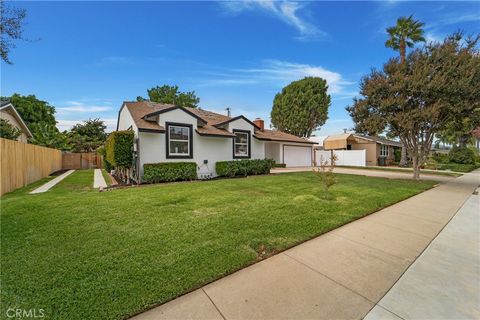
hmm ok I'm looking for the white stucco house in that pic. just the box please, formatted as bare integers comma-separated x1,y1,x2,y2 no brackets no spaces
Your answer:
116,101,315,181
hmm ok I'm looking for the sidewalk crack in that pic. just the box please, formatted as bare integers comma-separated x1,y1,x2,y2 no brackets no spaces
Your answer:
202,288,227,320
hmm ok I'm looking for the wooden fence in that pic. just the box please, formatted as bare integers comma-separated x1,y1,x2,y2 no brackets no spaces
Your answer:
62,152,103,170
0,138,62,196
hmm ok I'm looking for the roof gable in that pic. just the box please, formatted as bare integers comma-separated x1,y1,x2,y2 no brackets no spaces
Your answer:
213,115,260,130
0,103,33,137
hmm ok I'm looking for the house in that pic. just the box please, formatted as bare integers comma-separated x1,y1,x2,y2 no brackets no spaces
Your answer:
323,133,402,166
116,101,315,181
0,101,33,143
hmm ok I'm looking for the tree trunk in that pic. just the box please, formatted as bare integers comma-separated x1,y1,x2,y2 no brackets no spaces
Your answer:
399,144,408,167
411,155,420,180
458,134,470,148
400,41,406,65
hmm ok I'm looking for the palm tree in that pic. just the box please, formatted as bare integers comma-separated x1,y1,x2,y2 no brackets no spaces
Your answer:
385,15,425,167
385,15,426,64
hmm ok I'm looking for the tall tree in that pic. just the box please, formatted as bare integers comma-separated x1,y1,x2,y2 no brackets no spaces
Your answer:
29,123,70,150
385,15,426,64
1,94,56,127
347,34,479,180
137,85,200,108
271,77,330,137
0,0,27,64
68,118,107,152
385,15,426,166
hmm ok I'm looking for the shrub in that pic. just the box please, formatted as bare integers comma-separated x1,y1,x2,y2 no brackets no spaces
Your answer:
216,159,274,177
105,131,135,167
0,119,21,140
437,163,479,173
143,162,197,183
431,152,449,163
448,146,475,164
105,131,135,182
273,163,286,168
97,146,113,172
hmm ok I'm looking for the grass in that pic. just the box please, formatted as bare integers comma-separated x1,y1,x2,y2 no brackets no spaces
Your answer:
1,170,436,320
337,165,462,177
101,169,112,186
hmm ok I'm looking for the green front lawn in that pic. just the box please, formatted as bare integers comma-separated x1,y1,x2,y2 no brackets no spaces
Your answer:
1,170,435,319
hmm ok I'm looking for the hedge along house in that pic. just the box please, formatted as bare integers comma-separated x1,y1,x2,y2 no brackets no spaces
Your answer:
323,133,402,166
116,101,316,181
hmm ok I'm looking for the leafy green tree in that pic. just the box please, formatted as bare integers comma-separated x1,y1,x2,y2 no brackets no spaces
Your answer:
137,85,200,108
0,0,28,64
347,34,479,180
436,104,480,147
0,118,21,140
385,15,426,166
271,77,330,137
29,123,70,150
68,118,107,152
1,94,56,127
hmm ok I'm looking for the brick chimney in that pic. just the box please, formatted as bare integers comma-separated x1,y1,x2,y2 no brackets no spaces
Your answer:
253,118,264,131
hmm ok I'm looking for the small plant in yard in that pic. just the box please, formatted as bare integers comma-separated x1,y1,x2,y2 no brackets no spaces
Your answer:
313,154,337,199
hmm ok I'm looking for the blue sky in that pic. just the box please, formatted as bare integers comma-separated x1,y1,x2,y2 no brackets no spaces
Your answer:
1,1,479,135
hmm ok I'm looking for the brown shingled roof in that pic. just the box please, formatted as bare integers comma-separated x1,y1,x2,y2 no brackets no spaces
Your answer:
120,101,314,144
123,101,171,132
254,129,316,144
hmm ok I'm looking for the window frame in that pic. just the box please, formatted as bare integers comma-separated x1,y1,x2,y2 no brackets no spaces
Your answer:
380,144,389,157
232,129,251,159
165,122,193,159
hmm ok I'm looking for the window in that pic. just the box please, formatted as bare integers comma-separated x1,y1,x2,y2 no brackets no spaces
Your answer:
380,144,389,157
166,123,192,158
233,130,250,158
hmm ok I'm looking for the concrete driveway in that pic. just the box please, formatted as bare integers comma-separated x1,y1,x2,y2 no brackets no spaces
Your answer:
271,166,455,183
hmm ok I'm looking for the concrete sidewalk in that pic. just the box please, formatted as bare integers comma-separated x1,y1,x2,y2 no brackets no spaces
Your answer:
30,170,75,194
272,166,454,183
132,171,479,320
365,188,480,320
93,169,107,188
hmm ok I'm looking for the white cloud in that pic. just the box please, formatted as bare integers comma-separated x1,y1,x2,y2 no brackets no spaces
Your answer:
56,118,117,132
234,59,354,94
425,32,443,44
424,13,479,44
57,101,113,114
434,13,480,27
219,1,325,41
196,59,354,96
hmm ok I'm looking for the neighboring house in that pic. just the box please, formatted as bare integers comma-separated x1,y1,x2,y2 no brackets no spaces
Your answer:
323,133,402,166
308,135,327,149
0,101,33,143
116,101,315,181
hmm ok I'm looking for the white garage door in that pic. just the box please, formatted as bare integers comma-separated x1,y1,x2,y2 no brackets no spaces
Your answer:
283,145,312,167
